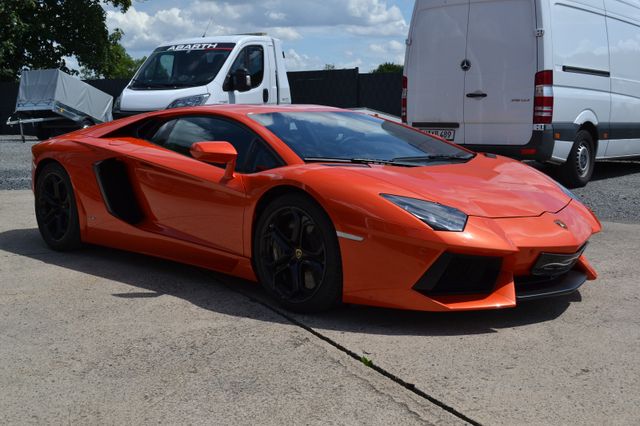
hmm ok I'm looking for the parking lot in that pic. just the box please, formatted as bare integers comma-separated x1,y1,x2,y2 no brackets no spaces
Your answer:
1,136,639,424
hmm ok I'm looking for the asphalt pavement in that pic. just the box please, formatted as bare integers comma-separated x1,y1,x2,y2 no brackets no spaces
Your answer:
1,136,640,424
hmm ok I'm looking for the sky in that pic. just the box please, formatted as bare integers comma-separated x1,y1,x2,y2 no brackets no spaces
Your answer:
103,0,415,72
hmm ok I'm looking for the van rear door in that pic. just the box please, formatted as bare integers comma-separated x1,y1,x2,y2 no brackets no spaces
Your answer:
406,0,469,144
463,0,537,146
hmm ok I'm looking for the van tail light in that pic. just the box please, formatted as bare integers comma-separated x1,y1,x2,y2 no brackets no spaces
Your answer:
401,76,408,123
534,70,553,124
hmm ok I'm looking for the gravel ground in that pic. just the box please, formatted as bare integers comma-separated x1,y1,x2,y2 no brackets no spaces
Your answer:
0,136,37,191
2,135,639,223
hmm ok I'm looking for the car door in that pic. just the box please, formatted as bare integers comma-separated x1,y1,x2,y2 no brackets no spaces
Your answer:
224,44,272,104
405,0,469,144
463,0,537,146
128,115,268,256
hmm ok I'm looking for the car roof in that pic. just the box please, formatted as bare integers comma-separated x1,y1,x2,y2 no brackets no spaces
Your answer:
187,104,347,116
82,105,352,138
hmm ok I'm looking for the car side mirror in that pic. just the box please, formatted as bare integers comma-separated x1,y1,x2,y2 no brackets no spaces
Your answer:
190,141,237,180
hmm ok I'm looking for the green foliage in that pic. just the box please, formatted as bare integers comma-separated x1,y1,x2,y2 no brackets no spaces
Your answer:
323,64,336,70
372,62,403,74
81,29,145,79
0,0,132,81
360,356,374,368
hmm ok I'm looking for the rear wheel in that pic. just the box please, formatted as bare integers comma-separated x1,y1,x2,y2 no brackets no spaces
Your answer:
560,130,595,188
35,162,81,251
253,193,342,313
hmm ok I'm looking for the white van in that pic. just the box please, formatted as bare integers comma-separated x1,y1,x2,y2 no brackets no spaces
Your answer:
403,0,640,187
115,34,291,115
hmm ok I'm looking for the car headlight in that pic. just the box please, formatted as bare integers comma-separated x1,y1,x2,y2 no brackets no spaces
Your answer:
167,94,210,109
381,194,468,232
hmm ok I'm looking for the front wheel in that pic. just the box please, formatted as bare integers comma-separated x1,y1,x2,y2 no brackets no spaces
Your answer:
559,130,595,188
253,193,343,313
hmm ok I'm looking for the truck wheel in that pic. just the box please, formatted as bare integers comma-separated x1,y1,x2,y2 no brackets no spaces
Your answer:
560,130,594,188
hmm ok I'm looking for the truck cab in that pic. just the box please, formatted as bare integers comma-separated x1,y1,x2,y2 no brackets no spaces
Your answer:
115,34,291,115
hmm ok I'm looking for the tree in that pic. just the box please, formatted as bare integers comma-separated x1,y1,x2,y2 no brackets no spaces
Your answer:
81,29,145,80
0,0,132,81
372,62,403,74
323,64,336,70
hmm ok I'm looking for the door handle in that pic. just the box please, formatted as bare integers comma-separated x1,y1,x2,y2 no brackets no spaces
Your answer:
466,92,487,99
263,88,269,103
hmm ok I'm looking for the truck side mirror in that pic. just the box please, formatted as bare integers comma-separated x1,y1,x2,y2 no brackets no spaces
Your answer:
225,68,251,92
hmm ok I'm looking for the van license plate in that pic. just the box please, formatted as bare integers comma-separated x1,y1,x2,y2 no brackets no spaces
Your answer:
423,129,455,141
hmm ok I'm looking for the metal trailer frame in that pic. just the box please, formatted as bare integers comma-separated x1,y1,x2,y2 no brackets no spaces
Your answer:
6,69,113,142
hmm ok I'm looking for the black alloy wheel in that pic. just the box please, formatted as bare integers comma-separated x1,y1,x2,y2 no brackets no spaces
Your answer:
35,162,81,251
254,193,342,312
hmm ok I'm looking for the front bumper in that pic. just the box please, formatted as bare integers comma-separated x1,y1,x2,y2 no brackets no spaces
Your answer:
339,199,601,312
515,269,587,301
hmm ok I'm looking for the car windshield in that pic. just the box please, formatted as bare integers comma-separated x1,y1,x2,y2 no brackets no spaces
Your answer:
130,43,235,89
249,111,473,165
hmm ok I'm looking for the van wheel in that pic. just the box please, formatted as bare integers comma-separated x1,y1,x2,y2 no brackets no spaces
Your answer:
560,130,594,188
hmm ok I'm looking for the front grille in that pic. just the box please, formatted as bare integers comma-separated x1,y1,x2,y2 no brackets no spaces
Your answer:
531,244,587,277
413,253,502,296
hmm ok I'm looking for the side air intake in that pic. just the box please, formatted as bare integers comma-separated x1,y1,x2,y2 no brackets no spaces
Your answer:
94,158,144,225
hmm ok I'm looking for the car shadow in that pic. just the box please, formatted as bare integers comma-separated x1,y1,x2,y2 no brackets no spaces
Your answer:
0,228,580,337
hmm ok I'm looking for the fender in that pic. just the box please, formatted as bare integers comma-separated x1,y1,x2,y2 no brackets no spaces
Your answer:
573,109,599,127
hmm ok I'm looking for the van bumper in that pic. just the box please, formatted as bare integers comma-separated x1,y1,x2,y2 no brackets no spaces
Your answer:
465,127,557,163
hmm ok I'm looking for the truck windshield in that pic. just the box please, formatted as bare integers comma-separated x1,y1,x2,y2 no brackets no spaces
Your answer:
250,111,474,164
130,43,235,89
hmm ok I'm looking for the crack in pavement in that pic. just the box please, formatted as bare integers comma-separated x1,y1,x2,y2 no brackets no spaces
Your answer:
217,275,482,426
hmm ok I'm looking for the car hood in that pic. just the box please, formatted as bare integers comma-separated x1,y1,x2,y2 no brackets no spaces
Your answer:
346,155,570,218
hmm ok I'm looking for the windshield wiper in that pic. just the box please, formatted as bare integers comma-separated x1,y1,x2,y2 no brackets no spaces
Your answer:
392,153,475,162
303,157,418,167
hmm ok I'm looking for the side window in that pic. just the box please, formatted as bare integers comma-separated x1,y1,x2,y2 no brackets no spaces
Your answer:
228,45,264,88
245,142,282,173
150,116,281,173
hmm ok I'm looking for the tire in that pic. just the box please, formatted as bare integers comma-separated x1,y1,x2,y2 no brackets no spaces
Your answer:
560,130,595,188
36,123,51,141
34,162,82,251
253,193,343,313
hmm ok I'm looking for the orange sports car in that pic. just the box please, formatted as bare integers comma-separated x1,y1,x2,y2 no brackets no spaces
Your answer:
32,105,601,312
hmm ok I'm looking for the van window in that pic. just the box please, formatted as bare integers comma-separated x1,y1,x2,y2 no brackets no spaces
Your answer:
228,45,264,88
552,4,609,73
131,43,235,89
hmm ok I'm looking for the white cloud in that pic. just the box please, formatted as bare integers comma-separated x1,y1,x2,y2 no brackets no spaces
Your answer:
105,0,409,70
285,49,324,71
268,27,302,41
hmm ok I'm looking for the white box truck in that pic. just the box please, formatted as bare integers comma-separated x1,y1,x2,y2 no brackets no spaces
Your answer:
115,34,291,115
403,0,640,187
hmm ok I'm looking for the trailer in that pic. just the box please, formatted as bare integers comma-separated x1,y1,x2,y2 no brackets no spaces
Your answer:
6,69,113,142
